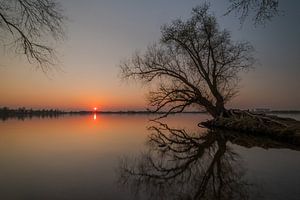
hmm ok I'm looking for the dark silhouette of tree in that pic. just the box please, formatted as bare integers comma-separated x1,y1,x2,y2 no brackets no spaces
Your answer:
0,0,66,71
118,122,253,200
120,4,254,118
226,0,280,25
118,121,300,199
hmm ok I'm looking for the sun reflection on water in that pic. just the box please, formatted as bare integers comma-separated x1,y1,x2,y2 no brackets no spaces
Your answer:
93,113,97,121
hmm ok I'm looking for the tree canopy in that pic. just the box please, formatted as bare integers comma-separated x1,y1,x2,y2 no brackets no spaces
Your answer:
120,4,254,118
0,0,66,71
118,122,250,200
226,0,280,24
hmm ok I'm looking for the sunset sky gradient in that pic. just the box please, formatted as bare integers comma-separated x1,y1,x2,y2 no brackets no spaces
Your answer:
0,0,299,111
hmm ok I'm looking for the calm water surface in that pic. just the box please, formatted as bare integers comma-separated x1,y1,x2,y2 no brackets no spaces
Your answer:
0,114,299,199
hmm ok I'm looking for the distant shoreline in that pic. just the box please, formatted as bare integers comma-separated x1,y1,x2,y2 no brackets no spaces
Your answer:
1,107,300,121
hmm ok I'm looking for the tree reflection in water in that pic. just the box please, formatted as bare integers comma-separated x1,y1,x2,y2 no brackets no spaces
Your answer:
118,121,255,200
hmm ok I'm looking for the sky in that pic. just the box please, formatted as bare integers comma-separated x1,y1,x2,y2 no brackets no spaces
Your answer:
0,0,299,111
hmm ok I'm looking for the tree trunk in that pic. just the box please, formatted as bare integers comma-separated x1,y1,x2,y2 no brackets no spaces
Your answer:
215,101,228,117
197,95,228,118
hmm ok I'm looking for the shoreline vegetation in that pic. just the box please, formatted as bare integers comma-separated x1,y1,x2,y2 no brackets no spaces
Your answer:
0,107,209,121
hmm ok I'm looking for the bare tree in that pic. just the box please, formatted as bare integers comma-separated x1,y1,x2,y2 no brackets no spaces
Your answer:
118,122,252,200
226,0,280,24
120,4,254,118
0,0,65,71
118,121,299,199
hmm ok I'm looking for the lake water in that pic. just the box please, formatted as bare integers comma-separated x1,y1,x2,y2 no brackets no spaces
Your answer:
0,114,300,199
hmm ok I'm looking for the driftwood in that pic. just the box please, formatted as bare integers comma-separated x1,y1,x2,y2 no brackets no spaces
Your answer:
199,109,300,145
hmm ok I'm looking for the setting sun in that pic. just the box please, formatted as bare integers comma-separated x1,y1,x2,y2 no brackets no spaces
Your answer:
94,107,97,111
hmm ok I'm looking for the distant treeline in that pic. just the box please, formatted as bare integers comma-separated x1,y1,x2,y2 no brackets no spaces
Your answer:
0,107,208,121
0,107,67,121
1,107,299,121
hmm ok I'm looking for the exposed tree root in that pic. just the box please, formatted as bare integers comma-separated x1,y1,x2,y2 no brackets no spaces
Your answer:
199,109,300,145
